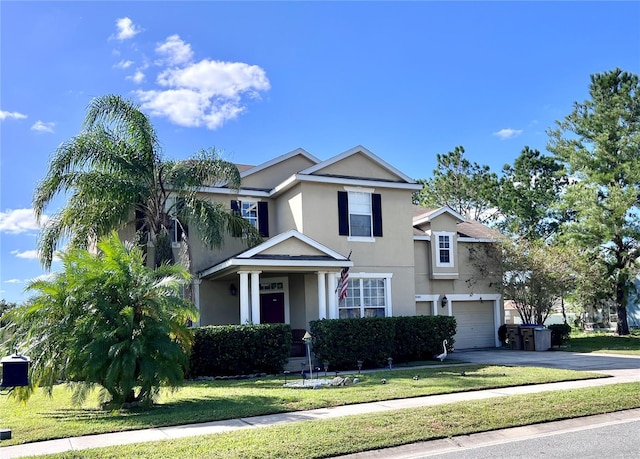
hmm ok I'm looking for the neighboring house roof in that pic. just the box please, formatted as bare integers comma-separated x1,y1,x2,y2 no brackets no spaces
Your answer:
235,164,255,173
412,205,502,241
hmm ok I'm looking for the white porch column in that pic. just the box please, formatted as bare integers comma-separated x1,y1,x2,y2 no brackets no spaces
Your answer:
192,279,201,326
250,271,262,324
317,271,327,320
238,271,250,324
327,272,338,319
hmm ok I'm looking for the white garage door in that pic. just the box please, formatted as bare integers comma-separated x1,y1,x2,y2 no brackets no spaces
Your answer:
453,301,495,349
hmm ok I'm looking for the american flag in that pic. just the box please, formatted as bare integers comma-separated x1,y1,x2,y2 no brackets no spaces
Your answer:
339,266,349,301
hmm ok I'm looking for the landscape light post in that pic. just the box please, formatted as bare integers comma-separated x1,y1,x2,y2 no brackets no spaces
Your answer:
303,331,313,380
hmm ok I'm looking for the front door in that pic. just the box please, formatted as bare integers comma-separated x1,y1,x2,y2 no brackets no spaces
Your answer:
260,292,285,323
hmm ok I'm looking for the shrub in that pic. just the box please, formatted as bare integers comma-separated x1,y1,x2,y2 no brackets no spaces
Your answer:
547,323,571,346
1,232,197,407
188,324,292,377
498,324,508,345
309,316,456,370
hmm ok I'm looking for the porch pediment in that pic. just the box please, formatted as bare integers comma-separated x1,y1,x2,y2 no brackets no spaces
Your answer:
198,230,352,279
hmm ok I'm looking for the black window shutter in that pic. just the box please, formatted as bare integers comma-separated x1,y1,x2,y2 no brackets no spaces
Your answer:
337,191,349,236
372,193,383,237
230,200,241,237
230,200,240,214
258,201,269,237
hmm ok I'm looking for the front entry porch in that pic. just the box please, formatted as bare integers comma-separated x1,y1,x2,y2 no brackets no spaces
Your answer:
196,230,353,328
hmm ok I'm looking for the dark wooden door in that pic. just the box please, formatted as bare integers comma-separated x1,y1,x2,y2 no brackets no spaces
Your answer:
260,292,285,323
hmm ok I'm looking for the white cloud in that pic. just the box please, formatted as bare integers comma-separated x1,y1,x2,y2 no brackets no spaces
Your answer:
127,70,146,84
0,208,47,234
493,128,523,140
114,59,134,69
30,273,57,283
11,249,39,260
4,279,22,284
134,36,270,130
31,121,55,133
113,17,142,41
155,35,193,66
0,110,27,121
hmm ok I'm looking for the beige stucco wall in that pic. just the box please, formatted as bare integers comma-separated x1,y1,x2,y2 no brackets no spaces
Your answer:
288,273,308,330
273,183,303,234
199,279,240,325
240,154,317,190
414,239,502,297
314,152,401,182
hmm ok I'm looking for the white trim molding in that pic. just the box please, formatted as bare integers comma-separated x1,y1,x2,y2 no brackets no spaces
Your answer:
434,231,455,268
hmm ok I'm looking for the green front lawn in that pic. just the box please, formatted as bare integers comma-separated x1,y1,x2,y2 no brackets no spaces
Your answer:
0,365,604,446
565,329,640,355
35,382,640,459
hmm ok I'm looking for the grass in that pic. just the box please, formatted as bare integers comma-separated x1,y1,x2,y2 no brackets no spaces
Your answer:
0,364,604,446
30,381,640,459
564,329,640,355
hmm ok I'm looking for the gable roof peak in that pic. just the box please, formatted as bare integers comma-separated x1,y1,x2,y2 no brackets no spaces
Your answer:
241,147,321,178
299,145,417,184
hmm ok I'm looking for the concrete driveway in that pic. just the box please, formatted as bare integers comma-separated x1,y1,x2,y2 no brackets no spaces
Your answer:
451,348,640,373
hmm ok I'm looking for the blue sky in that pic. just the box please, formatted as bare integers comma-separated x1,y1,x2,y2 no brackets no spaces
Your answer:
1,1,639,304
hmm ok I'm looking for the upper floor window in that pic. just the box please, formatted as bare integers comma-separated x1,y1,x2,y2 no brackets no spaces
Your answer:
349,191,372,237
435,231,454,267
337,189,382,240
241,201,259,229
167,197,188,245
231,199,269,237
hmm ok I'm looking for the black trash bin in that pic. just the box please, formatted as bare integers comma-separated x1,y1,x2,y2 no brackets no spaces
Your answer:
519,325,537,351
506,324,522,350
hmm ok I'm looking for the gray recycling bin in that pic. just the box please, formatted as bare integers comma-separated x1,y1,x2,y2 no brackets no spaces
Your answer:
534,327,551,351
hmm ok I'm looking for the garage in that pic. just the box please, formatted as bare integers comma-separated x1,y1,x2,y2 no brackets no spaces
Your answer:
452,300,496,349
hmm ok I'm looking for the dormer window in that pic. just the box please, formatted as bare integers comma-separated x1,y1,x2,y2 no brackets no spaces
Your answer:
435,231,454,267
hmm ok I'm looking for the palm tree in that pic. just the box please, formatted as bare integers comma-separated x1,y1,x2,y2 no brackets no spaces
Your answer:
34,94,261,271
3,232,198,406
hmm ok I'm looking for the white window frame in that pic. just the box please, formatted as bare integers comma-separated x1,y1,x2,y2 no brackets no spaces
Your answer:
165,196,182,247
337,272,392,318
240,200,259,229
345,186,375,242
434,231,455,267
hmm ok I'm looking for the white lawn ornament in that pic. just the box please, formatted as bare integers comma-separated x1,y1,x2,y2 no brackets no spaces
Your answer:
436,339,448,362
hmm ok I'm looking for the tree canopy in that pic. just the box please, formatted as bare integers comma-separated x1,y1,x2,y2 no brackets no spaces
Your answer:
33,94,262,271
1,232,198,407
548,68,640,335
496,147,567,241
413,146,499,224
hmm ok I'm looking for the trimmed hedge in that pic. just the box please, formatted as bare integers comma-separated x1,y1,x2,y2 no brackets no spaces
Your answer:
309,316,456,370
547,323,571,346
188,323,292,377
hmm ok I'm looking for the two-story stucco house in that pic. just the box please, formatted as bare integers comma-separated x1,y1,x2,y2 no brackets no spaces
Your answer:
150,145,503,350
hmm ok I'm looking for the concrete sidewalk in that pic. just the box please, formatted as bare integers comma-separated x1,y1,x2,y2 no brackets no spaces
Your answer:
2,350,640,458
